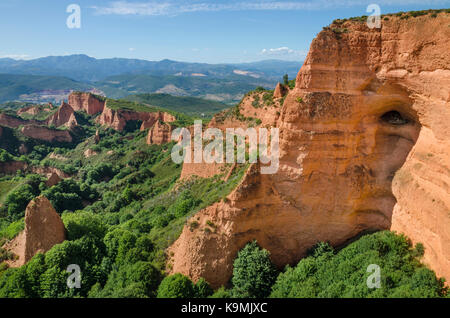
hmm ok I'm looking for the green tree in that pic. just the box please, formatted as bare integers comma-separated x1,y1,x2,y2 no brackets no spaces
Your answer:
62,211,108,241
231,241,278,298
156,273,196,298
5,184,35,220
194,278,213,298
283,74,289,86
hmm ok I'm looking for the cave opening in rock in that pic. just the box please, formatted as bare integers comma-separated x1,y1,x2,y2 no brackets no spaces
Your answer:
380,110,411,125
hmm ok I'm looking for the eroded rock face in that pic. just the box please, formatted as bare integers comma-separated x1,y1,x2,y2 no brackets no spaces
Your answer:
84,149,98,158
21,125,73,143
96,102,176,132
273,83,288,98
16,104,53,117
46,172,62,187
147,121,173,145
68,92,105,115
140,112,176,131
0,161,27,174
170,13,450,288
3,196,65,267
46,102,78,128
0,113,29,128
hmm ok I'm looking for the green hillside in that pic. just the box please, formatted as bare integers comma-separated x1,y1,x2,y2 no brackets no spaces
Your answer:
0,74,92,103
96,74,273,104
125,93,230,118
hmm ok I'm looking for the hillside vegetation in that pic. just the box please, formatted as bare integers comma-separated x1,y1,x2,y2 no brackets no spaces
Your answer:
125,93,230,118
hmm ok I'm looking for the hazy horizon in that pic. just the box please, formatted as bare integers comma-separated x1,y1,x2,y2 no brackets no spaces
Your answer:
0,53,304,65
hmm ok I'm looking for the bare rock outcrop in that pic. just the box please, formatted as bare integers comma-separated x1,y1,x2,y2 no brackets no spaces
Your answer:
46,172,62,187
0,161,27,174
170,13,450,288
21,125,73,143
94,130,100,144
147,121,173,145
3,196,65,267
68,92,105,115
84,149,98,158
180,91,280,180
273,83,288,98
46,102,78,128
0,113,29,128
140,112,176,131
96,102,176,132
16,104,53,117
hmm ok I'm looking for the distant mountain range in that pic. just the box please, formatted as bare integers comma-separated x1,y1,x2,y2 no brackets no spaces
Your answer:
0,54,303,104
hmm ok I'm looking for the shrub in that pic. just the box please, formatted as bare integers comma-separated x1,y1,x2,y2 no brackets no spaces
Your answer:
270,231,447,298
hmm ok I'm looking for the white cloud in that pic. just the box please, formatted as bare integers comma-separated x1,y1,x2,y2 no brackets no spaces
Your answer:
91,0,450,16
260,47,307,59
129,47,136,51
0,54,31,60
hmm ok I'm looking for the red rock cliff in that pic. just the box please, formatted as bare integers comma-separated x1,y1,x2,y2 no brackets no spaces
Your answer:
68,92,105,115
169,12,450,288
21,125,73,143
96,101,175,132
46,102,78,128
146,120,173,145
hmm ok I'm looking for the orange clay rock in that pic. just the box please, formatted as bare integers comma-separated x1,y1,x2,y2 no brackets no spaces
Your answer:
180,91,281,180
20,125,73,143
169,13,450,288
96,101,176,132
273,82,288,98
68,91,105,115
46,102,78,128
3,197,65,267
146,120,173,145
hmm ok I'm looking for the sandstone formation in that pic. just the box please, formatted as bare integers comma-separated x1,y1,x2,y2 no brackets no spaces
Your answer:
94,129,100,144
46,172,62,187
146,121,173,145
46,102,78,128
3,196,66,267
16,106,40,116
21,125,73,143
273,83,288,98
68,92,105,115
30,166,70,179
0,161,27,174
18,144,28,155
16,104,53,117
0,113,29,128
0,161,69,178
96,102,176,132
84,149,98,158
180,91,281,180
169,13,450,288
140,112,176,131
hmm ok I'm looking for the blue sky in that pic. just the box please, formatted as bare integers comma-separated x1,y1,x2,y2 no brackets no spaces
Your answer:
1,0,449,63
